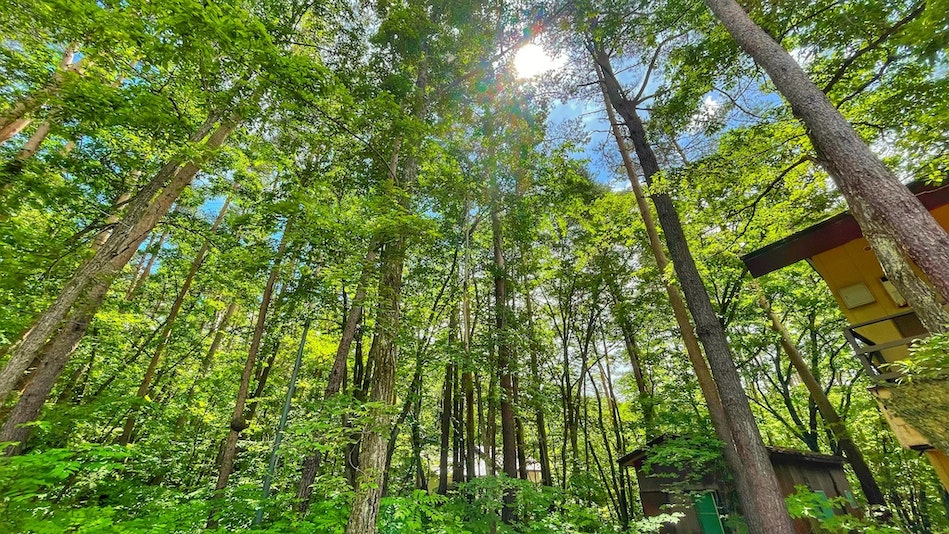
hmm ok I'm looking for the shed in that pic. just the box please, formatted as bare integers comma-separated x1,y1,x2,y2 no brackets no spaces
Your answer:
619,437,857,534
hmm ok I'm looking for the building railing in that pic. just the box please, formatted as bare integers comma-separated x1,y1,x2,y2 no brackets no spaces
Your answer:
842,309,927,382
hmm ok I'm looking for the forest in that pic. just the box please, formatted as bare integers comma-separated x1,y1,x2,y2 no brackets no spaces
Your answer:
1,0,948,532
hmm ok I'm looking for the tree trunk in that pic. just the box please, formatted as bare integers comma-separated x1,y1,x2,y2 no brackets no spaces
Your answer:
452,357,465,484
119,197,230,444
296,245,376,511
437,314,456,494
208,220,291,526
345,237,406,534
92,192,133,251
704,0,949,333
346,127,411,534
523,278,553,486
593,46,794,534
492,188,518,522
175,300,238,431
0,45,78,146
126,230,169,300
0,279,113,453
0,115,236,412
253,318,310,527
755,283,888,509
325,246,378,397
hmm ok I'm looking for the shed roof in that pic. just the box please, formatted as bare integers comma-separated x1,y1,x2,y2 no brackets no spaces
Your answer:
741,181,949,278
618,438,845,469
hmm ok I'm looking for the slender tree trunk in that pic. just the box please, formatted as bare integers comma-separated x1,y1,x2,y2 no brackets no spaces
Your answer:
127,232,158,294
755,284,887,508
438,313,457,494
523,279,553,486
491,188,518,522
325,246,378,397
704,0,949,332
593,46,794,534
608,290,654,433
382,353,423,496
515,412,528,480
0,116,236,418
0,45,78,146
208,221,291,526
119,197,230,444
126,230,169,300
452,359,465,484
175,301,237,431
253,318,310,527
485,364,498,477
245,339,282,423
296,245,376,511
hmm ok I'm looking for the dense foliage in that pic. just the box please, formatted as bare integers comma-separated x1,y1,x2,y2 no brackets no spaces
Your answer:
0,0,947,532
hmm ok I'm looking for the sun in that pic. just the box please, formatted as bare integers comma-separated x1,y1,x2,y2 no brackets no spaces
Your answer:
513,43,565,79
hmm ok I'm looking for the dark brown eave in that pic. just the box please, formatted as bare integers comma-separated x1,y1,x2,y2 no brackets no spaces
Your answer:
619,441,845,468
741,181,949,278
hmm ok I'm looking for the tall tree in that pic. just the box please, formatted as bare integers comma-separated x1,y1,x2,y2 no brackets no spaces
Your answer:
593,43,795,534
703,0,949,333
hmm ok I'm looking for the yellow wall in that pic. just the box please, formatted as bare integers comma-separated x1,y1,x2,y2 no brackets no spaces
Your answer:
807,204,949,363
805,203,949,490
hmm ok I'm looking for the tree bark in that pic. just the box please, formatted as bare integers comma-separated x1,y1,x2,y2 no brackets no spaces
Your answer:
594,53,761,517
119,197,230,444
0,115,236,411
593,46,794,534
704,0,949,333
296,249,379,512
345,134,410,534
345,237,406,534
0,278,114,452
523,277,553,486
755,283,887,509
325,246,378,397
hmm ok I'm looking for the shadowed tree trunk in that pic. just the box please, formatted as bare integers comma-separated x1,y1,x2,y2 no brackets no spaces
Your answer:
437,310,457,494
491,183,518,522
593,44,794,534
523,273,553,486
296,244,377,512
704,0,949,333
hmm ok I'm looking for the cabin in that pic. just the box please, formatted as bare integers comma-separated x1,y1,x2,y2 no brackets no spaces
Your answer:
741,180,949,491
619,437,858,534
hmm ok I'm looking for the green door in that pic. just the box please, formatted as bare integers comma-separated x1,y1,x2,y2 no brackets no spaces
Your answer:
694,492,725,534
